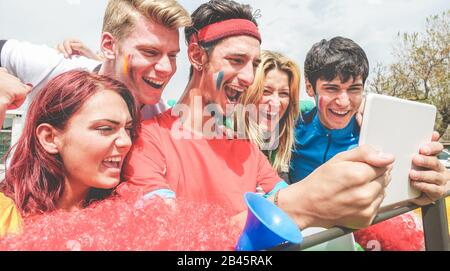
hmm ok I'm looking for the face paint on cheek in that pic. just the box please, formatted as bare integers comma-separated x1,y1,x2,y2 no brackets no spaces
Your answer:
318,96,324,112
123,54,133,77
123,54,129,76
213,71,224,91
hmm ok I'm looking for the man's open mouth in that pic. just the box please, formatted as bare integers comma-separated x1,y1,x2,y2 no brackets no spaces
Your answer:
328,109,350,117
225,85,244,103
143,77,164,89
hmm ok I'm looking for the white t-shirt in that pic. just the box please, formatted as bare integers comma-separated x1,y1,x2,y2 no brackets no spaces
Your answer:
0,39,166,119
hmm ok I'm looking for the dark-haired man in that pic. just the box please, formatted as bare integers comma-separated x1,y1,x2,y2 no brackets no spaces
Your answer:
289,36,447,207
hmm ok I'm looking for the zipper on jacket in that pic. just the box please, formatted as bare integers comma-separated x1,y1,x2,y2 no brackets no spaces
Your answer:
323,133,332,163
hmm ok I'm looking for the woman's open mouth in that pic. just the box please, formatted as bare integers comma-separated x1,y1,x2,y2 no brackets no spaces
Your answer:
102,156,121,169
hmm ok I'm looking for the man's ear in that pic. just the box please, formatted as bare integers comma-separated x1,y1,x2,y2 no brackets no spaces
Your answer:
305,79,315,97
36,123,61,154
100,32,117,60
187,42,207,72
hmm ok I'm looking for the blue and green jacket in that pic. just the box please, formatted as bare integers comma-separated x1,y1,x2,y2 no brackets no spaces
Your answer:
289,108,360,183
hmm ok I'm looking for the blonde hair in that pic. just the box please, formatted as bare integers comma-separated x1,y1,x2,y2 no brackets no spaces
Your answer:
102,0,191,42
239,50,300,173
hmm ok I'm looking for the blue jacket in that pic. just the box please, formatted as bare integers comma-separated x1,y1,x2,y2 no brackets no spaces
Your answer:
289,108,360,183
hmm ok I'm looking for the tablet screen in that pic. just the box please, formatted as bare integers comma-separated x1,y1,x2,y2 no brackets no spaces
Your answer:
359,93,436,210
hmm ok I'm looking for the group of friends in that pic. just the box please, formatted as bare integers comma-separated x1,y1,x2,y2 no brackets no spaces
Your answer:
0,0,449,248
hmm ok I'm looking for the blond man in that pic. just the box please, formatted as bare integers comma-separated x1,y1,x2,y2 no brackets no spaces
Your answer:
0,0,190,119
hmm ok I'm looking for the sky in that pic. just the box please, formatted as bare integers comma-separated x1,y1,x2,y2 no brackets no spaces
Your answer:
0,0,448,102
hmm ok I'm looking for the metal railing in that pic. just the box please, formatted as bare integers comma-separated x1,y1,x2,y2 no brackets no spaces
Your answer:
271,192,450,251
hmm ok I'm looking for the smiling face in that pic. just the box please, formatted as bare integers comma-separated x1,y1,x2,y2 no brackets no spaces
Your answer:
307,76,364,130
114,15,180,106
201,35,261,116
258,69,290,133
55,89,133,197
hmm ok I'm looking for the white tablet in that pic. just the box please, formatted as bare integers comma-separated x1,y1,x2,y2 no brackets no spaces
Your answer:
359,93,436,210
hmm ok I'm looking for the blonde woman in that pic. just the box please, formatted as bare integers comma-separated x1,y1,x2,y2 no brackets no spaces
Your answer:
239,50,300,181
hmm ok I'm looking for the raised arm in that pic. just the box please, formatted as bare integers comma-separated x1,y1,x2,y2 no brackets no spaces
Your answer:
0,68,32,124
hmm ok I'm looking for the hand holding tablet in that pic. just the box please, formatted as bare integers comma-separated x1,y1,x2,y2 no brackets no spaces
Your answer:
359,93,437,210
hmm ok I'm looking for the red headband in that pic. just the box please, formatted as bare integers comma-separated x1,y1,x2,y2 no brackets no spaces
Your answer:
190,18,261,45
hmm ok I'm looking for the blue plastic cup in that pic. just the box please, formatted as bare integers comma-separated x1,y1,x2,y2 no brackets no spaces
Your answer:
235,192,303,251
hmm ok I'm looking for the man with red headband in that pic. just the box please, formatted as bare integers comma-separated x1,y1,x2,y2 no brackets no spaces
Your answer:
120,0,395,231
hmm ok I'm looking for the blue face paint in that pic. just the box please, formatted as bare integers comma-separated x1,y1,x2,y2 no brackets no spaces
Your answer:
214,71,224,91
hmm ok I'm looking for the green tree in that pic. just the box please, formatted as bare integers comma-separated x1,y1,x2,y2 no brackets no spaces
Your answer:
369,10,449,136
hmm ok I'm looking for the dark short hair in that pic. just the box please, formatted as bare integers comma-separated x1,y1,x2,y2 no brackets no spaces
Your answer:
304,36,369,91
185,0,258,78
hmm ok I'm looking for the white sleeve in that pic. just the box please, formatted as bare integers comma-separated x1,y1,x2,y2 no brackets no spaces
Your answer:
0,39,99,87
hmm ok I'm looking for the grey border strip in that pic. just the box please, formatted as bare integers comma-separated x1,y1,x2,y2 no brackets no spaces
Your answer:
270,192,450,251
422,197,449,250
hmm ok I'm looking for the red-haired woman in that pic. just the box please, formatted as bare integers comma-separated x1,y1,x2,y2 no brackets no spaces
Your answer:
0,70,139,236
